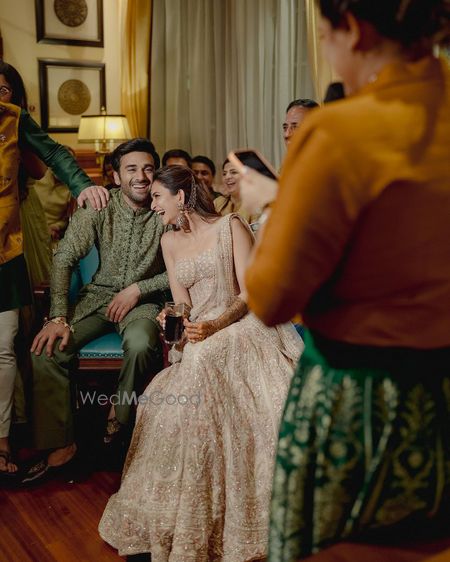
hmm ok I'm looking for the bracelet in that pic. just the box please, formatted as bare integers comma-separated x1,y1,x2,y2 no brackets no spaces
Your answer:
43,316,73,332
258,208,271,226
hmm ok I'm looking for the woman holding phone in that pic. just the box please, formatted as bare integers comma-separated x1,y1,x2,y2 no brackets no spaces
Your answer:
245,0,450,559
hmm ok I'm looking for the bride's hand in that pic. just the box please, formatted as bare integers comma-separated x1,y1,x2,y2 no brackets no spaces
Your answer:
184,319,217,343
156,309,167,329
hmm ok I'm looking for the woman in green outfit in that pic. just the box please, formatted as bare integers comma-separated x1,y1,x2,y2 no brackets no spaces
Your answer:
0,61,109,474
244,0,450,559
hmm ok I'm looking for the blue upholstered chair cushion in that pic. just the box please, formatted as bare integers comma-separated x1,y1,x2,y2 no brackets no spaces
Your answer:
78,332,124,359
68,246,99,304
79,245,99,285
72,246,123,361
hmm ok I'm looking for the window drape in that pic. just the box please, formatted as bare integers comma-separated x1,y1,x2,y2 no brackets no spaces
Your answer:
150,0,314,170
121,0,152,138
305,0,334,101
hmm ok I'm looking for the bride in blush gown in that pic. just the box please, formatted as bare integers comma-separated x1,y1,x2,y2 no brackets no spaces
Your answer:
99,166,302,561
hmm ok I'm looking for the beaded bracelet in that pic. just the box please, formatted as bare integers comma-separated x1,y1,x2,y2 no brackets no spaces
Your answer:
43,316,73,332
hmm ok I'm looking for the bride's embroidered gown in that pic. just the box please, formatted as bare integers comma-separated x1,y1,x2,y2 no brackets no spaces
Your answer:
99,215,302,561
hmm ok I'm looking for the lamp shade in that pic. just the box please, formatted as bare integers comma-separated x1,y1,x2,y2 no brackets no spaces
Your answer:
78,113,132,143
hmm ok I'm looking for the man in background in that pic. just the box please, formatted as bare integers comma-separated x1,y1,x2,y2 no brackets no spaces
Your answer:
162,149,192,168
283,98,319,147
192,155,222,198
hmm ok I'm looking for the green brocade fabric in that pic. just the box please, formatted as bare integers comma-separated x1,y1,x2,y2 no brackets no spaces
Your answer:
19,110,92,198
269,330,450,561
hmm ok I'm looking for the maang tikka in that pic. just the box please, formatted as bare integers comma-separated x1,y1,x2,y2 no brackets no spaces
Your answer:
176,178,197,232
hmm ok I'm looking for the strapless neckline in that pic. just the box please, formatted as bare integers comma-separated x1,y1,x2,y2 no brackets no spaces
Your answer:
174,246,216,266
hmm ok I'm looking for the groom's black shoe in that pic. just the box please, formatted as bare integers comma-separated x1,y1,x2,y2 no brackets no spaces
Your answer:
127,555,151,561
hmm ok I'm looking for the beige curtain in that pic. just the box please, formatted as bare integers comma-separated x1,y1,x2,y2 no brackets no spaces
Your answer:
150,0,314,170
121,0,152,137
305,0,334,101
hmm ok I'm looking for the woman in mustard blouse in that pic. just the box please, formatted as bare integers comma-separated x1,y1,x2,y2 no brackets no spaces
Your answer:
244,0,450,559
0,61,108,476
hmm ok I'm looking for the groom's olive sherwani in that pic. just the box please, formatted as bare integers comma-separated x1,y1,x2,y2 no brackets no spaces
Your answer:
32,188,170,449
50,188,168,332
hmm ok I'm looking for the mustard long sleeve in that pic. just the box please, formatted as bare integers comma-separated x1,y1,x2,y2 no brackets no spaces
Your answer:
246,56,450,349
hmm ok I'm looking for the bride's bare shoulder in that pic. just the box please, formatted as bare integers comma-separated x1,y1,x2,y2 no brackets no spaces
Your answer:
161,229,177,250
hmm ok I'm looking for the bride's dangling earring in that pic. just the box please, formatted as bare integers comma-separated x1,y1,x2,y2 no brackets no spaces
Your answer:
176,203,191,232
175,178,197,233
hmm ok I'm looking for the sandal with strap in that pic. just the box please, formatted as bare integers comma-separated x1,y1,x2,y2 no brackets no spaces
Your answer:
0,449,18,477
103,417,124,444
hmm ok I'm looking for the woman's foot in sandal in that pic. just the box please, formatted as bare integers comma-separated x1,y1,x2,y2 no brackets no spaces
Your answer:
104,417,124,444
104,405,124,444
0,437,18,474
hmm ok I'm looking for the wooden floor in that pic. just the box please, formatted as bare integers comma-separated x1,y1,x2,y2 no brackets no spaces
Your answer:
1,409,449,562
1,468,450,562
0,470,123,562
305,542,450,562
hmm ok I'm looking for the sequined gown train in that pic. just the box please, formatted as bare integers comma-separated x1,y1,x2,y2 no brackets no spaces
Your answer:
99,215,302,561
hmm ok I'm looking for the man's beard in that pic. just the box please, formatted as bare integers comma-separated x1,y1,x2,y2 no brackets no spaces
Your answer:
123,181,151,204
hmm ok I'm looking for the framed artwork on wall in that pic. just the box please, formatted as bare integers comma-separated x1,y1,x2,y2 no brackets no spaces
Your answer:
38,59,106,132
35,0,104,47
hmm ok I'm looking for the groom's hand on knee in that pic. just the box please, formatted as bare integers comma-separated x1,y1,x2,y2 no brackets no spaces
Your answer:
31,320,71,357
106,283,141,323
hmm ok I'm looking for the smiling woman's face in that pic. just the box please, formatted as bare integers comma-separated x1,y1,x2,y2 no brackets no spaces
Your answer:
222,162,240,196
150,180,181,226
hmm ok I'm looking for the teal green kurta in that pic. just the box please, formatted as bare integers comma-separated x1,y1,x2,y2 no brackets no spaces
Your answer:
18,110,93,289
50,188,169,332
19,110,92,198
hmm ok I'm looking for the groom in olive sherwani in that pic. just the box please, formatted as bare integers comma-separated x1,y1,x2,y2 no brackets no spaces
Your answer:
25,138,169,483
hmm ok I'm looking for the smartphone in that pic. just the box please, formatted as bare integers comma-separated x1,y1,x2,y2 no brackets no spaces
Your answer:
228,149,278,180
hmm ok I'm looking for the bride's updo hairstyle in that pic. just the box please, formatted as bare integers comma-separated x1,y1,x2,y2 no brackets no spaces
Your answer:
153,165,220,222
319,0,449,48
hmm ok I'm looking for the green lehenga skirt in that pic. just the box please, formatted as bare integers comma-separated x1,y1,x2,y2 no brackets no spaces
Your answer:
269,330,450,561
